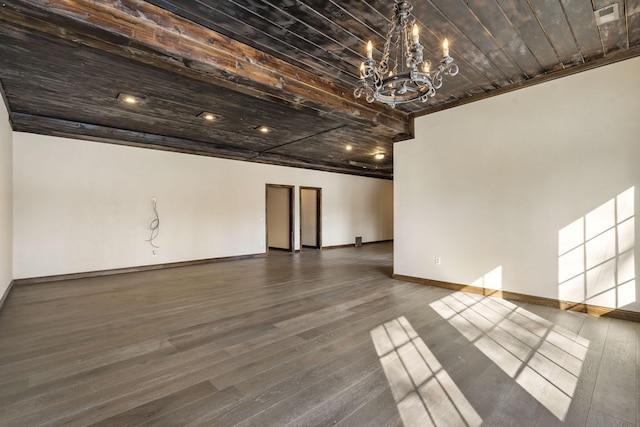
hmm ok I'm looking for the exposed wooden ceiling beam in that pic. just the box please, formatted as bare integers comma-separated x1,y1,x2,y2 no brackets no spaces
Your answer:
0,0,411,137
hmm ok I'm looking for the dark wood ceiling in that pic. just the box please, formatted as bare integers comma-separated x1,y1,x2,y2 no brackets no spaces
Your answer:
1,0,639,179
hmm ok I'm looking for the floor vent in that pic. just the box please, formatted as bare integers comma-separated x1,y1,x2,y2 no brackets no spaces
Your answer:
594,4,619,26
355,236,363,247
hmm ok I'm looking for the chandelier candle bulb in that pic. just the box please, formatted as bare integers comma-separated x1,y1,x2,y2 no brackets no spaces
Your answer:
367,41,373,59
412,24,419,44
443,39,449,57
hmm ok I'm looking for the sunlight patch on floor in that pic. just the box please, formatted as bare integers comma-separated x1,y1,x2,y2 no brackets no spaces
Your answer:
370,316,482,427
430,292,589,421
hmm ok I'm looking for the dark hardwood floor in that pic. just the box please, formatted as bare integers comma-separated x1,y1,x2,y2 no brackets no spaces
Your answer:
0,243,638,426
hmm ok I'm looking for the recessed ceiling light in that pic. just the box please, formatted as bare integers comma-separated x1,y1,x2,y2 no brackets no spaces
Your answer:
346,144,353,151
198,112,216,121
258,126,270,133
117,93,144,105
375,153,385,160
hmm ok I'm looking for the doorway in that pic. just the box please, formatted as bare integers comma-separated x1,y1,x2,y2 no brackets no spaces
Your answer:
300,187,321,250
266,184,294,253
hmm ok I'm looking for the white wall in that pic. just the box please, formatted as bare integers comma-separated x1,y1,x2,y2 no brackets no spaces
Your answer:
0,98,12,300
13,133,393,279
395,56,640,312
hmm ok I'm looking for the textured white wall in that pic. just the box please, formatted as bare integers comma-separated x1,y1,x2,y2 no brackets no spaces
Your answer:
395,57,640,312
13,133,393,278
0,98,12,300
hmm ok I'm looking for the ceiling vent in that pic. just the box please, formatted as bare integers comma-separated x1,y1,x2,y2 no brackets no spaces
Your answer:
594,3,620,26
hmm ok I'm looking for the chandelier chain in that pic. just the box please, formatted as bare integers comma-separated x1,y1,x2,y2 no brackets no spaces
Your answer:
379,13,396,76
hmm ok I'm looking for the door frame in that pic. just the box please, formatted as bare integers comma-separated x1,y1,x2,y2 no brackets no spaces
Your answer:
300,186,322,250
265,184,294,253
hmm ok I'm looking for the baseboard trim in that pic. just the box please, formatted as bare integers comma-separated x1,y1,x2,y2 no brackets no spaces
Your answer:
393,274,640,323
0,280,15,309
14,253,267,286
322,244,354,250
322,239,393,250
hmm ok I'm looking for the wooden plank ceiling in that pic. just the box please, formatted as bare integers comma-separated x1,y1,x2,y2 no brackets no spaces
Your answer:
1,0,639,179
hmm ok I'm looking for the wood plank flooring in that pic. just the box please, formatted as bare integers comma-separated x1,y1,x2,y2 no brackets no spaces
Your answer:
0,243,638,426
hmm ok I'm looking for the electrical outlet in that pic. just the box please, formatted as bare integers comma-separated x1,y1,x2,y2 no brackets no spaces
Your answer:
435,257,442,265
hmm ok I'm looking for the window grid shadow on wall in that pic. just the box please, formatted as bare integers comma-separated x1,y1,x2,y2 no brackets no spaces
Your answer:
558,187,635,309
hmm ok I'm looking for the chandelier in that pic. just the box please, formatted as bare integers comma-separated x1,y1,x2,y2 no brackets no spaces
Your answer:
354,0,459,108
